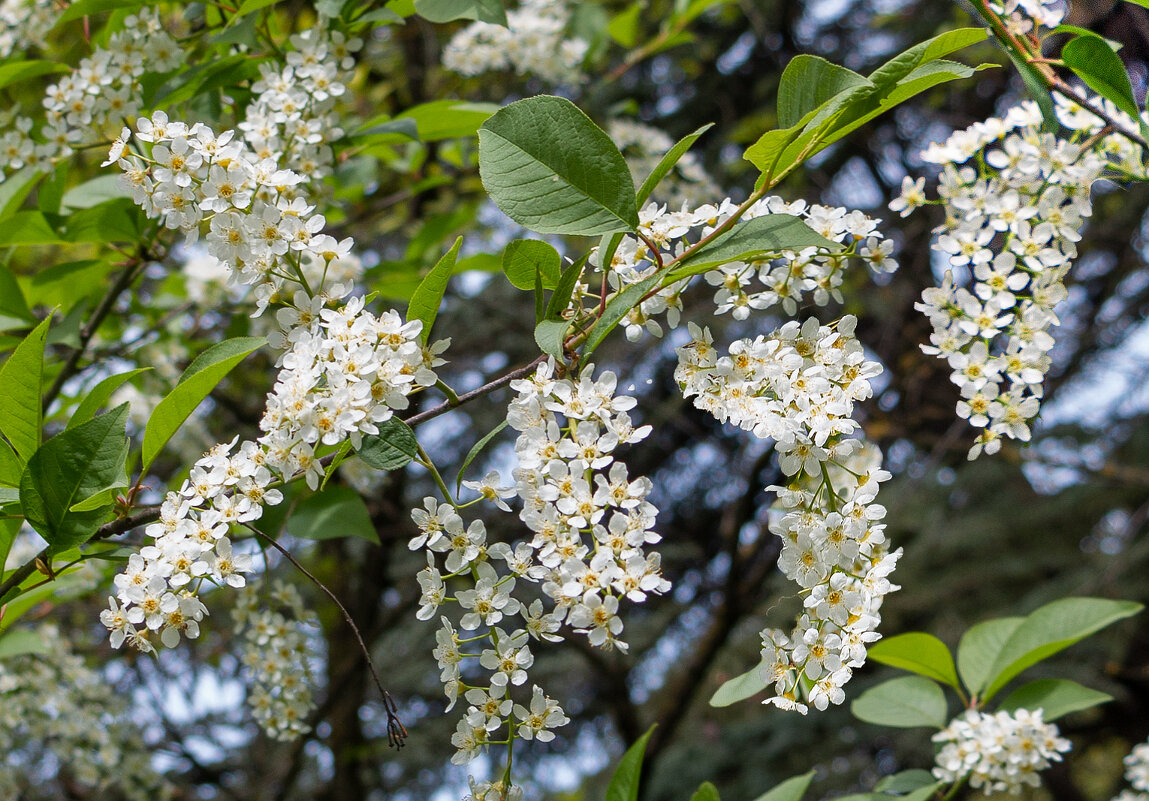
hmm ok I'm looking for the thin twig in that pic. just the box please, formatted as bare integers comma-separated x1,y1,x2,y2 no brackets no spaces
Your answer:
244,523,408,749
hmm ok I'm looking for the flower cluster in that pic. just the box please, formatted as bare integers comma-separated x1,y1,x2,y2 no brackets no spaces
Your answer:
104,117,448,660
676,316,898,712
609,119,721,208
932,708,1072,794
408,363,665,772
0,0,55,60
442,0,589,85
1,10,178,184
593,197,896,342
233,581,319,741
904,97,1146,459
0,627,169,800
1112,736,1149,801
240,23,361,188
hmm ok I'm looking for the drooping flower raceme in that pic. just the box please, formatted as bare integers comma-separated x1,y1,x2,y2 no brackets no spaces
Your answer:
408,363,665,772
677,316,898,713
103,117,447,669
232,581,319,741
903,95,1147,459
441,0,588,85
932,708,1072,794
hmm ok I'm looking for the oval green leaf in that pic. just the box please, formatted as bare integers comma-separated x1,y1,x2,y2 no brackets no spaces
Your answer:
1062,32,1141,123
0,315,50,463
357,418,419,471
142,337,265,472
997,678,1112,721
751,772,815,801
709,662,768,707
868,632,960,690
409,236,462,344
850,676,948,729
605,725,655,801
286,485,379,544
479,96,639,235
503,239,562,290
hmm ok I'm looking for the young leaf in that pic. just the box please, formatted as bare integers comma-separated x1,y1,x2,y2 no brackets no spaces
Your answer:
1061,32,1143,125
67,368,150,429
849,676,948,729
414,0,506,25
502,239,562,290
582,274,660,357
777,55,871,128
479,96,639,235
605,725,655,801
709,662,768,707
534,318,569,361
55,0,158,26
668,214,841,279
141,337,265,472
690,782,722,801
980,597,1142,701
0,518,19,579
286,485,379,544
997,678,1112,721
545,254,587,320
408,236,462,344
0,315,51,463
957,616,1023,696
455,419,509,491
19,404,129,554
357,418,419,471
751,772,815,801
636,123,715,205
0,441,21,486
867,632,961,690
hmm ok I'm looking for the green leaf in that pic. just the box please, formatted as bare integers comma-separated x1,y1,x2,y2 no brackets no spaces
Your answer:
354,117,421,142
850,676,948,729
69,484,127,512
0,60,69,91
997,678,1112,721
583,274,659,356
534,318,569,360
751,772,815,801
56,0,158,25
0,629,49,660
778,55,872,128
0,487,16,505
607,2,642,48
1006,48,1057,131
0,316,51,463
0,518,20,588
357,418,418,471
286,485,378,544
60,175,130,211
142,337,265,472
690,782,721,801
709,662,768,707
1062,32,1143,123
636,123,714,205
25,260,116,308
0,167,47,222
0,266,34,333
455,419,509,491
503,239,562,290
479,95,639,235
19,404,129,554
545,254,586,319
408,236,462,344
868,633,961,690
868,27,988,88
1048,25,1123,51
980,597,1142,701
605,725,655,801
414,0,506,25
0,211,65,246
957,617,1023,696
62,198,141,244
234,0,282,16
668,214,841,280
0,441,21,487
397,101,498,141
67,368,150,429
874,771,939,794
